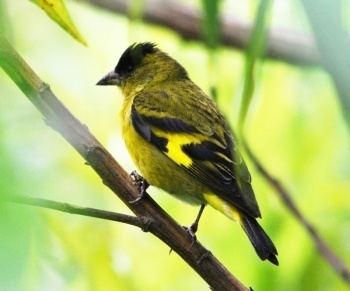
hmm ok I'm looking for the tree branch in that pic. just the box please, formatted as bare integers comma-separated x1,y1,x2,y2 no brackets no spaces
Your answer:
243,140,350,284
2,195,153,230
0,36,249,291
76,0,320,66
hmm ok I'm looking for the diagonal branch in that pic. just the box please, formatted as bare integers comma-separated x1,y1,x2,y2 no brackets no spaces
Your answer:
243,140,350,284
2,195,152,230
76,0,320,66
0,36,248,291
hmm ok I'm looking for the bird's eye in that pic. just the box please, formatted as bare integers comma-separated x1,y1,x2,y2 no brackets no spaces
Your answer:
127,65,133,72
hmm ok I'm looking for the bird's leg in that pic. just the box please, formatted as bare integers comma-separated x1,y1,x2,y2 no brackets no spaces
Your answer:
129,170,149,204
169,205,206,255
185,204,206,240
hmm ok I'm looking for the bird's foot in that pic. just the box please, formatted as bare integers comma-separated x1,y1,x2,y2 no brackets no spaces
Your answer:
183,204,205,247
129,170,149,204
169,223,198,255
187,222,199,238
183,222,198,247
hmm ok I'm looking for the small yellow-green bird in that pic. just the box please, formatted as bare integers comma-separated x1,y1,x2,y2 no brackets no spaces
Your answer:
97,43,278,265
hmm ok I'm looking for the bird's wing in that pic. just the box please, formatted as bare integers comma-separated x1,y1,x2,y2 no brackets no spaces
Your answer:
132,89,261,218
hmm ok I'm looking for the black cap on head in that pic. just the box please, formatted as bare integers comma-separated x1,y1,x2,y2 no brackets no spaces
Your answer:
114,42,156,76
97,42,156,86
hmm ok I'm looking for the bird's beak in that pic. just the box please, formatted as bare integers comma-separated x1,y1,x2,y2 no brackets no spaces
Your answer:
96,71,121,86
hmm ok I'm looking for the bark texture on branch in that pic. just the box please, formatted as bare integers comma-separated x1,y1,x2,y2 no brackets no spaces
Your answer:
78,0,319,66
0,36,249,291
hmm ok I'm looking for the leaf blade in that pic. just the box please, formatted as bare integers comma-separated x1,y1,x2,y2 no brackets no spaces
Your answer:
201,0,221,49
238,0,272,132
30,0,86,45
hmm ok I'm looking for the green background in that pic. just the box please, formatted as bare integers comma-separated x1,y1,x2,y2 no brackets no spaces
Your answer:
0,0,349,290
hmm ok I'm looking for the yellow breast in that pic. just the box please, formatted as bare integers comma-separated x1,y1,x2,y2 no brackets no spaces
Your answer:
120,93,152,173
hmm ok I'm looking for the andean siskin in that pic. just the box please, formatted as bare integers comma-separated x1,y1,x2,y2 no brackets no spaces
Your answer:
97,43,278,265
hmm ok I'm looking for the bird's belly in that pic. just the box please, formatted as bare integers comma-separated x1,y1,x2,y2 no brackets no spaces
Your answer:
123,121,205,205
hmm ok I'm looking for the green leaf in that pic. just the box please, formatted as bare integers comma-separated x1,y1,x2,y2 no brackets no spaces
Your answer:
29,0,86,45
238,0,272,132
201,0,221,49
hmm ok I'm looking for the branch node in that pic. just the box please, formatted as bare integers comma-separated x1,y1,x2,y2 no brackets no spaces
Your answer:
38,82,50,94
139,216,154,232
82,123,89,131
196,250,212,265
84,145,103,161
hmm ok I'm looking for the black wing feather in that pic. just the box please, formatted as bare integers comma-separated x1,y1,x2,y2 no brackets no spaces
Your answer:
131,105,168,152
142,114,199,133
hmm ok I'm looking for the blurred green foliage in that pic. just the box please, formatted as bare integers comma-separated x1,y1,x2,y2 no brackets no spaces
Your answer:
0,0,349,290
201,0,221,49
238,0,271,131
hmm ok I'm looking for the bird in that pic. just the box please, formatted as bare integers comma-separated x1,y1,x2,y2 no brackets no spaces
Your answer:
97,42,278,265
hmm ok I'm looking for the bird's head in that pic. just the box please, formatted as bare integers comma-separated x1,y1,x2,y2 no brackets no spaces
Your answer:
97,42,188,93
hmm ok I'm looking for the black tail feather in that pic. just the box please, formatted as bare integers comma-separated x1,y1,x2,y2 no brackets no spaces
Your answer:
240,215,279,265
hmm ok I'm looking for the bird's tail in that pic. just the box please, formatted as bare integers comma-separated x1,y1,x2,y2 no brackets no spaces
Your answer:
240,215,279,265
203,193,278,265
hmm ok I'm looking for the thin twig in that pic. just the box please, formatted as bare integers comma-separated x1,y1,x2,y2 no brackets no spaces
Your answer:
2,195,153,231
0,36,248,291
77,0,319,66
242,140,350,284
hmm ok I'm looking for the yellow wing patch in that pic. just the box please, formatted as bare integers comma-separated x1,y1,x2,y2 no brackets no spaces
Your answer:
152,129,203,167
166,134,193,167
204,192,241,222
